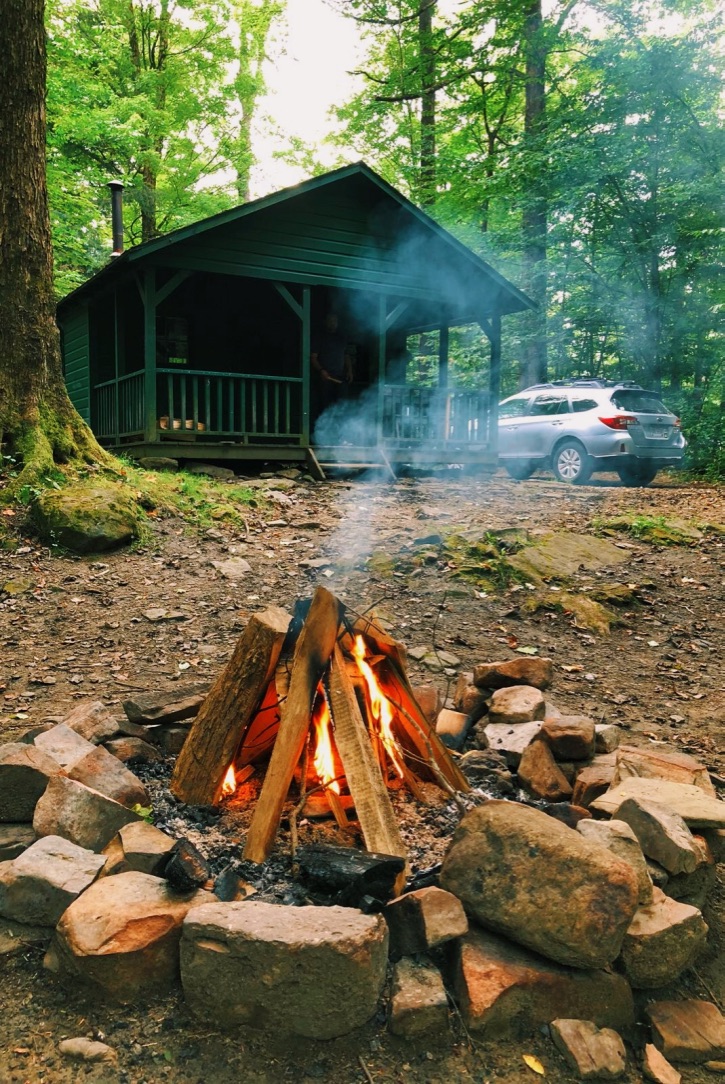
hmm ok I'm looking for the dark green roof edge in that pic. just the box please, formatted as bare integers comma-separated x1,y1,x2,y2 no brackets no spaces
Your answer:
58,161,535,313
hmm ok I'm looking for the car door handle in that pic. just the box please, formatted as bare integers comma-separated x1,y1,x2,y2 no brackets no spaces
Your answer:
506,425,519,430
551,420,564,426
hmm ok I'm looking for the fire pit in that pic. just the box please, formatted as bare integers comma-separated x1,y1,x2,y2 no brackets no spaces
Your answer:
171,586,468,880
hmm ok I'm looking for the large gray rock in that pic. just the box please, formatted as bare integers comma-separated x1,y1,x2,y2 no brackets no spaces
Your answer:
440,801,639,968
618,888,708,989
32,483,140,554
487,686,546,725
453,926,635,1038
591,779,725,828
33,775,141,851
0,835,104,926
34,724,96,770
66,745,149,809
45,871,210,1002
181,901,388,1039
0,743,63,822
577,819,653,905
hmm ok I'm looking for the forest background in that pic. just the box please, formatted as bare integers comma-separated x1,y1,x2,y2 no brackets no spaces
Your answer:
45,0,723,475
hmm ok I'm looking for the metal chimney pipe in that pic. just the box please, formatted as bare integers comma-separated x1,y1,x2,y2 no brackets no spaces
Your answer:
108,181,124,256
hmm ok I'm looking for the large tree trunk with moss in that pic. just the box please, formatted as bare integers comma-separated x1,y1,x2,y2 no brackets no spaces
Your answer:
0,0,111,490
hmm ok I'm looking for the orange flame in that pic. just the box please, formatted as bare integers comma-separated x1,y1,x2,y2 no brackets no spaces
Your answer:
313,694,340,795
221,762,237,798
353,635,404,778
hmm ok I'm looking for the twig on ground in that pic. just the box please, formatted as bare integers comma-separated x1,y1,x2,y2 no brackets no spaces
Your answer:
358,1055,375,1083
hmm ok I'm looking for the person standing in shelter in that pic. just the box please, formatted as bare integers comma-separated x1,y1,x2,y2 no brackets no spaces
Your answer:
311,313,354,419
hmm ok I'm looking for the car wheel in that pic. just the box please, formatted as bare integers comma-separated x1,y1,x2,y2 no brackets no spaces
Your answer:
617,462,658,487
552,439,593,485
504,460,536,481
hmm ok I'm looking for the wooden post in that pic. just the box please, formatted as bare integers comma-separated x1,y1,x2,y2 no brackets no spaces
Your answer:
143,267,157,442
327,644,408,872
170,606,291,805
244,586,341,864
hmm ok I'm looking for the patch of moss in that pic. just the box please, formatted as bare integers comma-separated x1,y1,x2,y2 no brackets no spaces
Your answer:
443,532,528,591
594,513,704,546
521,590,621,635
32,481,141,554
110,462,261,533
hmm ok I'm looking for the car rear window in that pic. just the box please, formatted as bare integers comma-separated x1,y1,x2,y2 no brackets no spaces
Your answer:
499,398,531,418
611,390,670,413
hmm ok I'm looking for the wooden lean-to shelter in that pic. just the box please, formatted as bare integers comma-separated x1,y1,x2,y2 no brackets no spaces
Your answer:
58,163,533,476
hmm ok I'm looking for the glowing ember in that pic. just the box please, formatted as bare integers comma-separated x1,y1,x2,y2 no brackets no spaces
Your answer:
221,762,237,797
312,694,340,794
353,635,405,778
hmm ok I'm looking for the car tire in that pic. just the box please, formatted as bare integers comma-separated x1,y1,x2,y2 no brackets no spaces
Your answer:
504,460,536,481
552,439,593,485
617,462,658,487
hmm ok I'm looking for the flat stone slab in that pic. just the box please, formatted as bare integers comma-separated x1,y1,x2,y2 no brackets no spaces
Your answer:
34,724,97,770
613,744,716,796
618,888,708,989
45,871,210,1002
453,926,634,1039
0,743,63,823
643,1043,681,1084
482,722,542,768
614,797,702,875
181,900,388,1039
0,835,105,926
646,1000,725,1063
389,958,449,1039
122,687,207,726
473,657,553,691
591,779,725,828
34,775,141,852
440,801,639,969
487,685,545,725
550,1018,627,1079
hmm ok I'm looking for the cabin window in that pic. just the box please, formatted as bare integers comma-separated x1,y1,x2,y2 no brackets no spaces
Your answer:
157,317,189,366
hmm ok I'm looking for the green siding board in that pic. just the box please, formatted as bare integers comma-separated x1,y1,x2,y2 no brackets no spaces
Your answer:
61,306,91,423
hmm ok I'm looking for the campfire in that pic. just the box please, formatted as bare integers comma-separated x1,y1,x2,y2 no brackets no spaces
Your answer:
171,587,468,871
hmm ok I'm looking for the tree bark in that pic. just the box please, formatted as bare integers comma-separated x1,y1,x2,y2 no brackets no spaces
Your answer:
0,0,111,488
520,0,548,387
418,0,437,207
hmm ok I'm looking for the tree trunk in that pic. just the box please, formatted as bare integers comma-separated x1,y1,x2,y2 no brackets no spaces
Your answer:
0,0,111,487
520,0,548,387
418,0,436,207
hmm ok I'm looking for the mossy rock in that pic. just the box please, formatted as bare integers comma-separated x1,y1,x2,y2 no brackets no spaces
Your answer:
507,531,628,582
596,514,703,546
32,483,141,554
522,590,620,635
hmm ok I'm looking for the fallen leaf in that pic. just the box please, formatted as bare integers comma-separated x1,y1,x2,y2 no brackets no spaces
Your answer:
516,646,539,655
522,1054,545,1075
2,509,16,517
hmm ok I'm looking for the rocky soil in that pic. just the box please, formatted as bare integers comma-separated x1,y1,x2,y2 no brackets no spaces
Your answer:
1,468,723,1084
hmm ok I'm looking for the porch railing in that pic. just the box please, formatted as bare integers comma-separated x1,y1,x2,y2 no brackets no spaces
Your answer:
382,385,493,445
92,370,145,441
157,369,303,441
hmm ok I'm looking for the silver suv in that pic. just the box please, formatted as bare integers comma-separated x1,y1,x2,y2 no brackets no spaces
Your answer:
498,380,686,485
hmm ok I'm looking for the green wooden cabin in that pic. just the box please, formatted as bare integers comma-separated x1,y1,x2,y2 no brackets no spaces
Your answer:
58,163,533,475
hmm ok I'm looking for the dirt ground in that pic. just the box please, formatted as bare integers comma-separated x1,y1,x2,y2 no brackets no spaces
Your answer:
1,468,724,1084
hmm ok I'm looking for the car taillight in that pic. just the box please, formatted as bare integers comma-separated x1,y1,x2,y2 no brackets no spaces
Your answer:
673,417,681,428
598,414,639,430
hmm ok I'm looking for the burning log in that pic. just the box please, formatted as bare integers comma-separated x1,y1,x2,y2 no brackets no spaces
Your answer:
327,644,407,873
244,587,341,864
170,606,291,805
